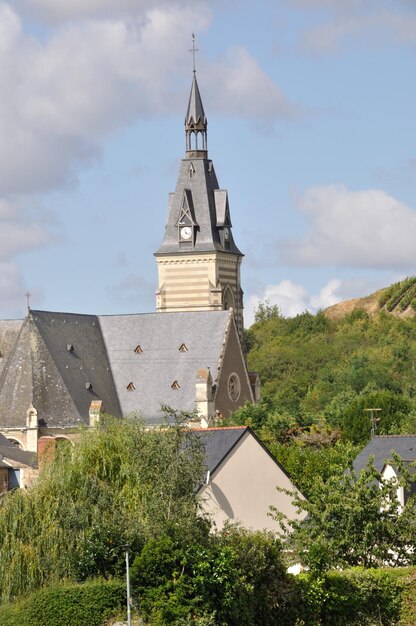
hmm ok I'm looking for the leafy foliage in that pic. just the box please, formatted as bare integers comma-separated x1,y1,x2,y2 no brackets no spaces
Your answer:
273,455,416,572
0,410,207,602
0,579,125,626
244,306,416,445
378,277,416,312
130,526,299,626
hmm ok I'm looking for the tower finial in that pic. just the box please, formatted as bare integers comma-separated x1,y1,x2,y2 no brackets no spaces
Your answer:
25,291,31,316
189,33,199,74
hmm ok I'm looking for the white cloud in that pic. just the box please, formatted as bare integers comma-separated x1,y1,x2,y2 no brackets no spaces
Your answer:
15,0,208,23
0,3,210,194
0,199,54,260
281,1,416,53
0,3,295,196
245,273,406,326
283,185,416,269
245,278,342,325
206,47,299,120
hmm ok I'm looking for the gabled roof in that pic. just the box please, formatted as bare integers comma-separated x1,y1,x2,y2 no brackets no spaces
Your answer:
195,426,248,474
99,310,231,424
353,435,416,474
0,309,235,428
194,426,297,484
30,310,121,427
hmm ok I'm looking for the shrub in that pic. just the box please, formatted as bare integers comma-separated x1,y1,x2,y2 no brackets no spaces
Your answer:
0,579,126,626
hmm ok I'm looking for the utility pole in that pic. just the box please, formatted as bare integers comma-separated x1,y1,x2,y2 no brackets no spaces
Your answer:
122,545,132,626
365,408,382,437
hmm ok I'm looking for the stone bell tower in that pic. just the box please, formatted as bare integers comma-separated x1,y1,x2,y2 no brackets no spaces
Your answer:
154,55,244,339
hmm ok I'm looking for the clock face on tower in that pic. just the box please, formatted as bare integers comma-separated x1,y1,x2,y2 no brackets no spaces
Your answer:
180,226,192,240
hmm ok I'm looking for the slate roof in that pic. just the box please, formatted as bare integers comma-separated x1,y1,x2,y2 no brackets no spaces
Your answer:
195,426,248,474
186,73,206,127
353,435,416,474
99,310,231,424
0,433,37,468
0,309,233,428
31,310,121,425
194,426,296,483
0,320,24,379
155,74,242,257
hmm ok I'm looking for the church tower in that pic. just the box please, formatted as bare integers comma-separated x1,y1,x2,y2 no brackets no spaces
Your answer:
155,66,244,338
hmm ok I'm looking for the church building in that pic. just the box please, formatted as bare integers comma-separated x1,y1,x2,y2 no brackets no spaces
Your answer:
0,68,259,480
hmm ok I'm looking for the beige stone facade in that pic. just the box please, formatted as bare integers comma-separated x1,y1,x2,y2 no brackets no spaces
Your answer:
156,251,244,339
198,428,306,533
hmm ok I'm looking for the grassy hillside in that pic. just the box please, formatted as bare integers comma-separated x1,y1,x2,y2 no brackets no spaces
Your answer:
326,276,416,320
241,289,416,449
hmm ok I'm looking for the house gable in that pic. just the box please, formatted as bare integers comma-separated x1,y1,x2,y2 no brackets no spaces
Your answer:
197,427,306,532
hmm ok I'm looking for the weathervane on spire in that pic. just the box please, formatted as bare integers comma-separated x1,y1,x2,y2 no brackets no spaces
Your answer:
189,33,199,74
25,291,31,316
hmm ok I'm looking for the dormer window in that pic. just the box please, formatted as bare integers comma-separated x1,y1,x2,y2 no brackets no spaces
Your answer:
66,344,74,352
179,343,188,352
171,380,180,390
134,345,143,354
127,382,136,391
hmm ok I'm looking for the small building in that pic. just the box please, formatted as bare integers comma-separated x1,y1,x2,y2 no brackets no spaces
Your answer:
353,435,416,508
196,426,306,533
0,432,37,492
353,434,416,474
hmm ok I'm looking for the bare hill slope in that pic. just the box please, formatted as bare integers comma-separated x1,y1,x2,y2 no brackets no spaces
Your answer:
325,277,416,321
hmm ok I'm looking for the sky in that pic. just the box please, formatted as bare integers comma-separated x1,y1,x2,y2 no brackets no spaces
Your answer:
0,0,415,326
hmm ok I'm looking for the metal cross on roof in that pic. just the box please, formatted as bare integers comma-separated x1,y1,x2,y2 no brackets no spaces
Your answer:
25,291,31,311
189,33,199,74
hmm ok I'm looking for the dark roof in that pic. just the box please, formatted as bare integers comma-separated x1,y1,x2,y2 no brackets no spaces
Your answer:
155,75,241,257
196,426,248,474
353,435,416,474
0,309,234,427
99,310,231,424
155,158,242,256
186,74,206,127
0,320,24,379
194,426,298,489
0,433,37,468
31,310,121,425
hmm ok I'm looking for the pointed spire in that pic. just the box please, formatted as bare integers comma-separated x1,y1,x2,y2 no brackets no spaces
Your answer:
185,34,207,157
185,73,206,128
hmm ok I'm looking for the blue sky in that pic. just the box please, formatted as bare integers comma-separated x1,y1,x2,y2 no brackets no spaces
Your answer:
1,0,415,325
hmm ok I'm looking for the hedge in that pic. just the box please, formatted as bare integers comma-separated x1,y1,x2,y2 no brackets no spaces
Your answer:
0,579,126,626
0,568,415,625
295,567,416,626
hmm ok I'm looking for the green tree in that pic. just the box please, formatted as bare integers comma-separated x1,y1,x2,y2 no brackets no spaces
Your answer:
0,409,207,602
272,455,416,572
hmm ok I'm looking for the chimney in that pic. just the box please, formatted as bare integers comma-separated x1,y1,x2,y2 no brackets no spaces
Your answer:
26,405,39,452
194,368,215,428
89,400,103,426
